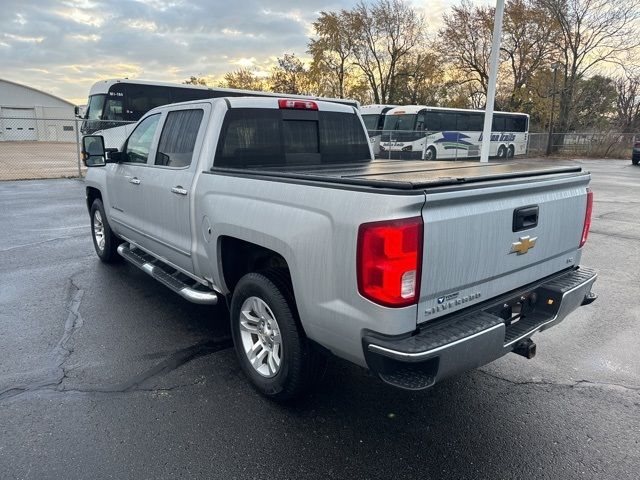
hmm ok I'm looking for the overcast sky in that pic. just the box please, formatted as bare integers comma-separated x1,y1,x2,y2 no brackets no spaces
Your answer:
0,0,487,104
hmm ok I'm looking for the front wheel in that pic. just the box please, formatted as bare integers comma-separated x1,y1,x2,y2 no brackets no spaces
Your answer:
90,199,120,263
424,147,436,161
230,269,326,401
497,145,507,159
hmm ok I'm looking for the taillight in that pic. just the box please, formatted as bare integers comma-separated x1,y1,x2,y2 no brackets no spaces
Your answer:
579,188,593,248
278,99,318,110
357,216,423,307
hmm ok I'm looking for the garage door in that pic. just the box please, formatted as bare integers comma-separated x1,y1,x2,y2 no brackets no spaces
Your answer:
2,108,37,141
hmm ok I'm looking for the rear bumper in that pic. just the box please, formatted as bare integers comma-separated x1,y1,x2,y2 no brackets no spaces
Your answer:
363,266,597,390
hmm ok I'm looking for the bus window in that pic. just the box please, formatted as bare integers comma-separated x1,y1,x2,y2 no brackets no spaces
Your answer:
492,115,506,132
415,113,426,131
125,85,171,120
512,116,527,132
382,114,416,131
468,113,483,131
425,111,440,131
456,113,469,131
440,112,456,131
361,114,381,131
505,117,516,132
103,97,124,120
171,87,214,103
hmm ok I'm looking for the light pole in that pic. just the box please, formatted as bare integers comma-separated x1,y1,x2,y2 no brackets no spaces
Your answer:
480,0,506,163
546,63,560,156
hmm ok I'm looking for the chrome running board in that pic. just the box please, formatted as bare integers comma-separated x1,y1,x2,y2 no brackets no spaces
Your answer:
117,243,218,305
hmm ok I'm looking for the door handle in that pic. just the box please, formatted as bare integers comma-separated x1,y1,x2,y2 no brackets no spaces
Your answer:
171,186,188,195
129,177,141,185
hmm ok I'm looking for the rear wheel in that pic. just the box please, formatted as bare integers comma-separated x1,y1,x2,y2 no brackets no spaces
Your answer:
230,269,326,401
90,199,120,263
497,145,507,159
507,145,515,158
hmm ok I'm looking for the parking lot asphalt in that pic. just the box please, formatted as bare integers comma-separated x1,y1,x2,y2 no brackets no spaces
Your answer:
0,160,638,480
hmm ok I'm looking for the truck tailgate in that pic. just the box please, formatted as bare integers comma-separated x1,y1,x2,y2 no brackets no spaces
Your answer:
418,171,590,324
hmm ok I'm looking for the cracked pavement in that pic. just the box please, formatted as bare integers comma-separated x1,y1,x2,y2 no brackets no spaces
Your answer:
0,161,639,479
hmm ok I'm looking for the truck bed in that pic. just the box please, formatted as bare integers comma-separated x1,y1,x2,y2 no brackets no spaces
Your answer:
211,160,584,191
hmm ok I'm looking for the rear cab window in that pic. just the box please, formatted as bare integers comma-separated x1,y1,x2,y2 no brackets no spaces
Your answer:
214,107,370,168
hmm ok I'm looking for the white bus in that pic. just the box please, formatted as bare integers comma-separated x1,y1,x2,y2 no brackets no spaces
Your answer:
81,79,359,148
360,104,397,155
378,105,529,160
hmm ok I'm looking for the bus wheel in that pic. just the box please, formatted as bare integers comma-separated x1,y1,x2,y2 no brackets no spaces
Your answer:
507,145,515,158
424,147,436,161
497,145,507,159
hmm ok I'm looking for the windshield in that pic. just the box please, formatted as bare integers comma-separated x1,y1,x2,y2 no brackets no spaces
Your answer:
85,94,106,120
382,114,416,131
361,114,380,131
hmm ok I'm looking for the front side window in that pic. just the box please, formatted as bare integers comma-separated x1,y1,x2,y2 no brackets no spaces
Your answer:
125,114,160,164
155,109,204,168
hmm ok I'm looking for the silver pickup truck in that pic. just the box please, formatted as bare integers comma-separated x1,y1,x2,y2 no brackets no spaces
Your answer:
81,96,597,400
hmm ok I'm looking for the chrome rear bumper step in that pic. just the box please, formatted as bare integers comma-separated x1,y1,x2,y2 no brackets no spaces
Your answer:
117,243,218,305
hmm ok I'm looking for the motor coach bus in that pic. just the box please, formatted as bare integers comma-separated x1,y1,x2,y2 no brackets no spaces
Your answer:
360,104,397,156
81,79,360,148
379,105,529,160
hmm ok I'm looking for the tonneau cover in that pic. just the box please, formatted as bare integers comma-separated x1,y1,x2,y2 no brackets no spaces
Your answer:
217,160,583,190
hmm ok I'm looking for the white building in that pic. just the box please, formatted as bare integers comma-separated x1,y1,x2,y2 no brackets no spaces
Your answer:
0,78,77,142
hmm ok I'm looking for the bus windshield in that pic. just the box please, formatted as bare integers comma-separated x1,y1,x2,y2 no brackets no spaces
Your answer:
361,114,380,131
382,114,416,131
85,94,105,120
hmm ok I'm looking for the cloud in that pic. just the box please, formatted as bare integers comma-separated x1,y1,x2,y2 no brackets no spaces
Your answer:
0,0,469,103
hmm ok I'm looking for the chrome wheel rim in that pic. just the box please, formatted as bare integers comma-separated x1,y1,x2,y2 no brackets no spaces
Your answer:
239,296,282,378
93,209,105,251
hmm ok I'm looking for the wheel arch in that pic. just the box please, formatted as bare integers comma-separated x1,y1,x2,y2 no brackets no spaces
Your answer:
86,186,102,212
218,236,293,297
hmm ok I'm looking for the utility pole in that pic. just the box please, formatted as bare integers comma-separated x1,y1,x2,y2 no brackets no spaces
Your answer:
480,0,505,163
546,64,559,156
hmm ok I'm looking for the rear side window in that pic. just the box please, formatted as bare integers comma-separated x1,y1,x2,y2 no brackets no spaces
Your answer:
215,108,370,168
155,109,204,168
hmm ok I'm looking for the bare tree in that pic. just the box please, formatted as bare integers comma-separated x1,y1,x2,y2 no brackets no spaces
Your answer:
347,0,426,103
223,68,267,91
539,0,640,132
439,1,493,101
440,0,558,109
614,73,640,133
308,11,353,98
269,54,310,95
184,76,208,86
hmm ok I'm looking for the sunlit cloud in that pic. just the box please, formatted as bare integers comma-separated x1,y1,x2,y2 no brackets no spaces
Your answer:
3,33,44,43
53,7,108,27
67,33,101,42
126,19,158,31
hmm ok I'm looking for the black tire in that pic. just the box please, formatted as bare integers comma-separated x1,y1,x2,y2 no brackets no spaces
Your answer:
507,145,515,158
230,268,326,401
424,147,436,161
497,145,507,159
90,199,120,263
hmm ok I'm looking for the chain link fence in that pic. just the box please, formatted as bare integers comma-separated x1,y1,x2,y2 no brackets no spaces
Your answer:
0,117,134,181
0,117,637,181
